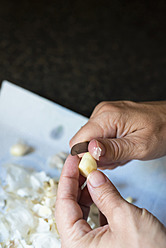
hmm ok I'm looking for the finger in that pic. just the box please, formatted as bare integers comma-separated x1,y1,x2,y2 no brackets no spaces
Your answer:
98,160,131,170
55,155,91,240
87,170,125,226
88,137,136,163
69,120,104,148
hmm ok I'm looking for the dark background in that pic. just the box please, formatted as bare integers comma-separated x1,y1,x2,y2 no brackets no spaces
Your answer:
0,0,166,117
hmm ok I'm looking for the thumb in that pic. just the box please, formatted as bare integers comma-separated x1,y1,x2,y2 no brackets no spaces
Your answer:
87,170,125,224
88,138,135,164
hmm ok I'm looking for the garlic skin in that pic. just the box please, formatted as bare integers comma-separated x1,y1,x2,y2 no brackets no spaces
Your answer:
48,152,68,171
48,155,64,170
0,163,97,247
30,233,61,248
0,214,10,241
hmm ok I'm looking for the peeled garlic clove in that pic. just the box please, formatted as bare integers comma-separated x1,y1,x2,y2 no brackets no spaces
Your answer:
126,196,133,203
10,142,31,156
78,152,97,177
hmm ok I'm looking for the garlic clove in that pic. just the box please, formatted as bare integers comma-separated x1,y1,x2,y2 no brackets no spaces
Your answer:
10,142,32,156
78,152,97,177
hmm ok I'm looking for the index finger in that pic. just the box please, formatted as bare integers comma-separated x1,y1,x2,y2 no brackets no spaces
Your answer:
69,120,104,148
55,155,91,241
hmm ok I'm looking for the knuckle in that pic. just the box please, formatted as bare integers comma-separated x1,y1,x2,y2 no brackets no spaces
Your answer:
98,101,108,107
97,100,136,115
120,100,135,106
96,101,119,114
92,101,108,114
103,103,119,113
97,102,112,113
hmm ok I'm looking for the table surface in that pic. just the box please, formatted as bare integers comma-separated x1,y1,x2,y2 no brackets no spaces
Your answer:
0,0,166,117
0,81,166,227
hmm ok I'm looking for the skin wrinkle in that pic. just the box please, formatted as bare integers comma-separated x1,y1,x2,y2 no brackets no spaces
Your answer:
61,174,79,181
71,219,92,242
91,226,111,248
58,178,79,201
107,137,132,161
91,114,117,140
57,191,78,202
56,199,83,234
124,131,151,160
96,136,135,167
107,109,137,139
119,114,142,138
91,106,120,138
62,222,90,248
111,138,124,161
116,119,127,138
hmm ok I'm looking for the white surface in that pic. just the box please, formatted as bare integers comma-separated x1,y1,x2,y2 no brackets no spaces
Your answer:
0,81,87,178
0,81,166,226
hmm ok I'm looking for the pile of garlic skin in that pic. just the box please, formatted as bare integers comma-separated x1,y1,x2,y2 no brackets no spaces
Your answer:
0,163,96,248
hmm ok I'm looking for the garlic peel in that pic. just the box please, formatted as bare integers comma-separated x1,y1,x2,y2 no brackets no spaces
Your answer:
0,162,97,247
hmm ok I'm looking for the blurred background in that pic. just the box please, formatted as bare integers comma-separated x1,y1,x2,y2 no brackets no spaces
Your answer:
0,0,166,117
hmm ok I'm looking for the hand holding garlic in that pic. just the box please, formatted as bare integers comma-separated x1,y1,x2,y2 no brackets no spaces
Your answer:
56,100,166,247
70,100,166,169
55,155,166,248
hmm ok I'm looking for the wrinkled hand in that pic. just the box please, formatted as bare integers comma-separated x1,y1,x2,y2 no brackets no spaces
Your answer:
55,155,166,248
70,101,166,169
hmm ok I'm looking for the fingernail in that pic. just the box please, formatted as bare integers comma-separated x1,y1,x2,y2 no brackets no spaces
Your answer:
91,140,105,161
88,170,107,187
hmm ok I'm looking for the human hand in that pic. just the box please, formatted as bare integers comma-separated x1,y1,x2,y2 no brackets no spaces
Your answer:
55,155,166,248
70,101,166,169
